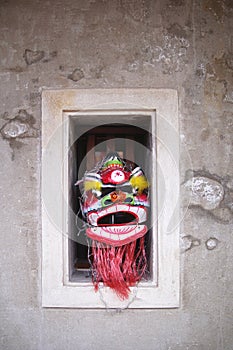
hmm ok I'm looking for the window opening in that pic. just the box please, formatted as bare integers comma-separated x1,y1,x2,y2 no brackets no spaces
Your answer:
68,119,154,288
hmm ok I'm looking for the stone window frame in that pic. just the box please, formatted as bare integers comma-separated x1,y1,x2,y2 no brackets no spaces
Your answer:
42,89,179,308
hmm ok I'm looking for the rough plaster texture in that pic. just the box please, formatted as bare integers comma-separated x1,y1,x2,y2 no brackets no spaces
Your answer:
0,0,232,349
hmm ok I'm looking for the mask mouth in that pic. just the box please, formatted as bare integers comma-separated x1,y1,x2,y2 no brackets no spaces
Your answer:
87,203,147,226
97,212,137,226
86,225,148,246
86,203,148,246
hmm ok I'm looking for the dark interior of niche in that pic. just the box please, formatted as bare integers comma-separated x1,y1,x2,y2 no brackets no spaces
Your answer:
69,123,153,282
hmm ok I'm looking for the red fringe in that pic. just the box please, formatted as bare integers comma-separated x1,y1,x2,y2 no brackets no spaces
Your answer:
91,237,147,299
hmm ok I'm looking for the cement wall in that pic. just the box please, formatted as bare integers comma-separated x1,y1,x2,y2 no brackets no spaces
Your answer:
0,0,233,349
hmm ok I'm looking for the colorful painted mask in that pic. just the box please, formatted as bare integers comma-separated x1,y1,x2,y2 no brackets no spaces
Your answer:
78,152,150,299
81,153,149,245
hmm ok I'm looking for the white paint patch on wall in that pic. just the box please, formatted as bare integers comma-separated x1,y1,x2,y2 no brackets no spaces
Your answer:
184,176,224,210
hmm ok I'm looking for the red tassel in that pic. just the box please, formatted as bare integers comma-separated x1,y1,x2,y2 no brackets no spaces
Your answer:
91,237,147,299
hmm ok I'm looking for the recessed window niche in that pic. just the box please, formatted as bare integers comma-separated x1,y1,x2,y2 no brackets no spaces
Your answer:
67,112,154,284
42,89,179,308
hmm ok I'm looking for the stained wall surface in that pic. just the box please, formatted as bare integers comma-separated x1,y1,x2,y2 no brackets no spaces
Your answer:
0,0,233,349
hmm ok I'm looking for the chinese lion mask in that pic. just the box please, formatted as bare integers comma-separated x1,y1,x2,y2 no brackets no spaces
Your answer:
78,152,150,299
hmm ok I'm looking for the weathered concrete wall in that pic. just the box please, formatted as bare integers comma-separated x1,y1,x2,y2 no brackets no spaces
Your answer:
0,0,233,349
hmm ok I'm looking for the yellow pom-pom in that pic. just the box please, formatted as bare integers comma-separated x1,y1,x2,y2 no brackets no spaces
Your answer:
130,175,149,194
84,180,102,192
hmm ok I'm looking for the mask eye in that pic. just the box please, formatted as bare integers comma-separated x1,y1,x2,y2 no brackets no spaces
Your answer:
125,197,134,203
103,198,112,206
92,189,102,198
